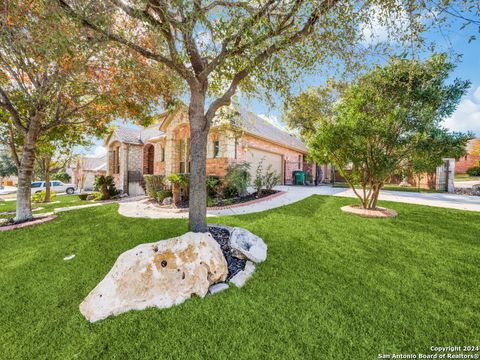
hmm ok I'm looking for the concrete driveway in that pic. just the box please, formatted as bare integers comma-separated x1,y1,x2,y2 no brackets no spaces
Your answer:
455,180,480,189
118,185,480,219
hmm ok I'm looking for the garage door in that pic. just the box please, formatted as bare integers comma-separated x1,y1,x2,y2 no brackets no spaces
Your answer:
246,148,283,184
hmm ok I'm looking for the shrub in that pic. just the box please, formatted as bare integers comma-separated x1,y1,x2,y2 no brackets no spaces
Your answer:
32,191,57,203
156,189,172,203
223,162,251,198
94,175,117,200
206,175,221,198
167,173,189,206
207,197,215,207
78,193,89,201
253,160,265,196
466,166,480,176
92,191,103,201
143,175,166,199
264,165,280,191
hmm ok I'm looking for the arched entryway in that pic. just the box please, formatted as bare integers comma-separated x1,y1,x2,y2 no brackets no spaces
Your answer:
143,144,155,174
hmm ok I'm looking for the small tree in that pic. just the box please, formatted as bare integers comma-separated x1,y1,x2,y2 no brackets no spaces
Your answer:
308,55,470,210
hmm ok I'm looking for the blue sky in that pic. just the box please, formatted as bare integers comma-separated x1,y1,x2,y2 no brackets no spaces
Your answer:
85,14,480,156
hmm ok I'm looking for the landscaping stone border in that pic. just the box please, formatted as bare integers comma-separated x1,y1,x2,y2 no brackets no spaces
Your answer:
0,214,57,231
341,205,397,218
178,191,286,212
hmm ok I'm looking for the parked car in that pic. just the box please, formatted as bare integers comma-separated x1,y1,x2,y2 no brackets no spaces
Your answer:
31,181,76,195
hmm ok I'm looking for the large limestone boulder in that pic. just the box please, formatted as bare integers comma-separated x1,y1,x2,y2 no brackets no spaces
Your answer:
230,228,267,263
80,232,228,322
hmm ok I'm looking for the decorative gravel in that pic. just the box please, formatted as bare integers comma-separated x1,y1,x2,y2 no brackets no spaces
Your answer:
208,225,246,280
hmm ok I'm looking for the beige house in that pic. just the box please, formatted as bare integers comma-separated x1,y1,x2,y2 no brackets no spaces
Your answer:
72,154,107,191
105,105,310,196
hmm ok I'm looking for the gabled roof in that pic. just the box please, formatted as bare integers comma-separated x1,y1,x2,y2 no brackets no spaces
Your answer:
108,125,165,145
234,106,307,153
80,154,107,172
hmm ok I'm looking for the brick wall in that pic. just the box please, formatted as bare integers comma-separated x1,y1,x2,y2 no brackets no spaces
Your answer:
455,154,480,173
206,158,230,177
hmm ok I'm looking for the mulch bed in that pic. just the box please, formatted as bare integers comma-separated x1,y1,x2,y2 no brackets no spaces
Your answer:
176,190,280,209
341,205,397,218
0,214,57,231
208,225,246,281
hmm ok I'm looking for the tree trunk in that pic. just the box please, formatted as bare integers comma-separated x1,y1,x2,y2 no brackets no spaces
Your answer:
188,89,209,233
16,126,40,222
44,157,51,203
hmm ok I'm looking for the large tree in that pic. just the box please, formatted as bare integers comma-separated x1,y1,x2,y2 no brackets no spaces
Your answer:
55,0,408,232
0,1,179,222
58,0,479,231
307,54,470,209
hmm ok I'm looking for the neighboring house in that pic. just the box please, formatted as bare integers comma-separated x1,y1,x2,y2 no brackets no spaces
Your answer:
455,138,480,174
105,104,310,196
72,154,107,191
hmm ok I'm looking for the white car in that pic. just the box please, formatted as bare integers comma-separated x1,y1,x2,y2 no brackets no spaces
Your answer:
31,181,76,195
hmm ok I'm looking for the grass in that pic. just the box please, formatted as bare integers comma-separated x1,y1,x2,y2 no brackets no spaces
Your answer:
455,173,480,182
0,194,94,219
332,182,439,193
0,196,479,359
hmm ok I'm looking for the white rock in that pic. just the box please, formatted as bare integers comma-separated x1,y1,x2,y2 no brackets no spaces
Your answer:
208,282,229,295
162,197,172,205
63,254,75,261
79,232,228,322
230,228,267,263
230,261,256,288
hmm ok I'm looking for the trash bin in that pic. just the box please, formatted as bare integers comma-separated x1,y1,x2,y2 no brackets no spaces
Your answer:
293,171,305,185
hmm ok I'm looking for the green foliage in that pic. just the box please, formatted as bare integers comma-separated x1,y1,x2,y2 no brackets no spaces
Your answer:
32,191,57,203
94,175,117,200
308,54,470,209
51,172,71,183
466,166,480,176
0,152,16,178
253,161,280,195
206,175,221,198
143,175,166,200
264,165,281,191
78,193,89,201
223,162,251,198
156,190,172,203
92,191,103,201
167,173,189,201
207,197,215,208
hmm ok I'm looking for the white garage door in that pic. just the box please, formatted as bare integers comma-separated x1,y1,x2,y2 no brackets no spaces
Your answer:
246,148,283,184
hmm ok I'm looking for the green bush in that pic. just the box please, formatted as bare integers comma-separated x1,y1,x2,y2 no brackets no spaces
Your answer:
32,191,57,203
143,175,166,199
206,175,221,198
223,162,251,198
156,189,172,203
78,193,89,201
264,165,280,191
466,166,480,176
92,191,104,201
207,197,215,207
94,175,118,199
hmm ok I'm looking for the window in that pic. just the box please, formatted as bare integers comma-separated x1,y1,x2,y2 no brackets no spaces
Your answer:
213,140,220,158
31,182,42,188
161,146,165,162
52,181,62,186
234,138,238,159
298,155,302,169
179,139,186,173
112,147,120,174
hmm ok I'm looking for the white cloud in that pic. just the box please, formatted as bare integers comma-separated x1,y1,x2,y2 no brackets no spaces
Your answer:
443,86,480,136
361,4,409,46
258,114,286,130
93,146,107,157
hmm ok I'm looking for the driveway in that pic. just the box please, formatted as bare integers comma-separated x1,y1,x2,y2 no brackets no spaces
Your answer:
455,180,480,189
118,185,480,219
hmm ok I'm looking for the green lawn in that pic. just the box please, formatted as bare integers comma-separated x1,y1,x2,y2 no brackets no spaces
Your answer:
0,194,92,219
0,196,479,359
332,182,439,193
455,173,480,182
